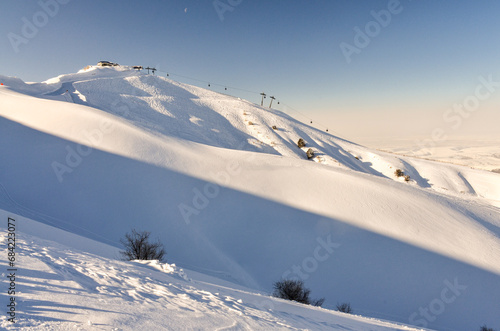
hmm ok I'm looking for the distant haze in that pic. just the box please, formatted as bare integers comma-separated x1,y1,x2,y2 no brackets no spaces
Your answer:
1,1,499,147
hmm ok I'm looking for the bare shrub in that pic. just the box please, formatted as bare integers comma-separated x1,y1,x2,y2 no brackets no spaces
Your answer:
120,229,166,262
311,298,325,307
272,279,324,307
394,169,404,177
336,302,353,314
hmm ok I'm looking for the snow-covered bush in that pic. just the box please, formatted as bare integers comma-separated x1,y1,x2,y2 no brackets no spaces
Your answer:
272,279,324,307
120,229,166,262
306,148,315,159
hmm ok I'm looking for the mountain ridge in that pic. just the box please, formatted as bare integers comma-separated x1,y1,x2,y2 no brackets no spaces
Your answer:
1,65,500,330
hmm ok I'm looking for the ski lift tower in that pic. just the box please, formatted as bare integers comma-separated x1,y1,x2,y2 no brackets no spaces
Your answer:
260,92,266,106
269,96,275,108
145,67,157,75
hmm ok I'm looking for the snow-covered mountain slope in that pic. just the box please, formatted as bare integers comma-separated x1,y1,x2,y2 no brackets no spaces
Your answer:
0,209,424,330
2,67,499,205
367,137,500,172
1,66,499,330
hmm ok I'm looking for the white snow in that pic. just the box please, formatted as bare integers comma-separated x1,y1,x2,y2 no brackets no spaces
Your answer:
0,210,421,331
365,137,500,172
1,66,499,330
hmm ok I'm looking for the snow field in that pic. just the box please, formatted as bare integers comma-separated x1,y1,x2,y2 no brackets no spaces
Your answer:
1,66,499,330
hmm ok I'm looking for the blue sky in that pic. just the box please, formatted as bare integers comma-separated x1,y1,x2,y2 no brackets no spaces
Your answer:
1,0,499,141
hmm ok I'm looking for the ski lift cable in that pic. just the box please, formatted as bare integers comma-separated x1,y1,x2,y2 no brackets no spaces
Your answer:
155,69,260,95
279,101,319,126
153,68,346,139
279,101,347,138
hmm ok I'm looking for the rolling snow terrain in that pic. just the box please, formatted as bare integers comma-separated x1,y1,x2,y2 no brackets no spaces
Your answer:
364,137,500,173
1,65,499,330
0,209,424,330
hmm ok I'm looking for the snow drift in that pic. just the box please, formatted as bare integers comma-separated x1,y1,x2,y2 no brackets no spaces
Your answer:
1,66,499,330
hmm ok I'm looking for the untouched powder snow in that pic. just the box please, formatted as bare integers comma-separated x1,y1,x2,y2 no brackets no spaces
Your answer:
0,210,422,330
1,66,500,330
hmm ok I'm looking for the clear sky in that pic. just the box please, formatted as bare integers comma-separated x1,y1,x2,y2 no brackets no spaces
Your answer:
1,0,499,143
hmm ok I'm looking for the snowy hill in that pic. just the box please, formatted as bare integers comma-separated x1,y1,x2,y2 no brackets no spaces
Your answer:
0,209,423,330
1,65,500,330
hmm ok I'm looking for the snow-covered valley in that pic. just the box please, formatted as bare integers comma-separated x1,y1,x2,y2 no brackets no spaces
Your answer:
0,66,499,330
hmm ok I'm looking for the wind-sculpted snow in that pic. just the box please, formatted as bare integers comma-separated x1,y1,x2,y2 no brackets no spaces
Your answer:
1,66,500,330
5,65,500,204
0,212,422,330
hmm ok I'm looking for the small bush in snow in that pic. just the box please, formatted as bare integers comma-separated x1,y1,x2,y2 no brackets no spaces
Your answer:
395,169,404,177
297,138,306,148
336,302,353,314
311,297,325,307
272,279,324,307
120,229,166,262
306,148,315,159
248,121,253,125
404,175,411,182
272,125,278,130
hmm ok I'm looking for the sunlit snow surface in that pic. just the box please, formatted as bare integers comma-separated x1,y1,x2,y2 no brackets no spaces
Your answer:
0,210,425,330
1,66,499,330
